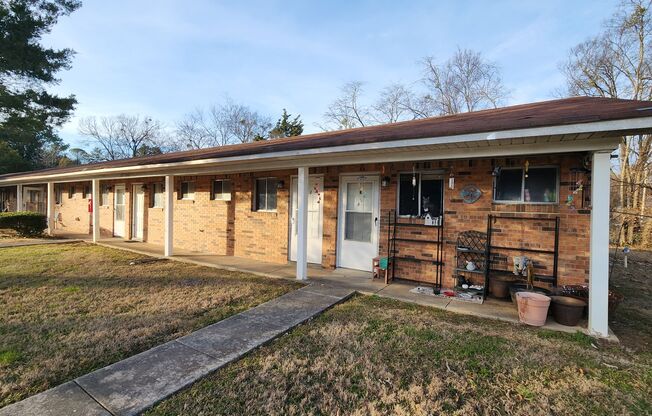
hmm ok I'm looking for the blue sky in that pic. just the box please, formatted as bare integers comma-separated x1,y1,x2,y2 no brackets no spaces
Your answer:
45,0,618,149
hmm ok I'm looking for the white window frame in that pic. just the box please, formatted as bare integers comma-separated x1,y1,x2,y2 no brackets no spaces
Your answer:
254,177,278,212
396,171,445,218
180,181,195,200
211,179,232,201
493,165,560,204
152,183,165,208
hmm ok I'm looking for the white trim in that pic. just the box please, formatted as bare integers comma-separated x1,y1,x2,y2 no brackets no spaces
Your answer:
164,175,174,257
16,184,23,211
0,121,632,184
296,167,309,280
46,182,54,235
92,179,100,242
589,151,611,337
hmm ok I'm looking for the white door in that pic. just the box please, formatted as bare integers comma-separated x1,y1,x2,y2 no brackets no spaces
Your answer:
337,175,380,271
290,175,324,264
113,185,126,237
132,184,145,240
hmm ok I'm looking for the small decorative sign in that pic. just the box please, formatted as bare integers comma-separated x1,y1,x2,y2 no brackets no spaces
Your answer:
460,185,482,204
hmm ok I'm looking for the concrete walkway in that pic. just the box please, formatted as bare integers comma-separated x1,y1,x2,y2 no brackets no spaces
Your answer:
0,238,83,248
0,285,354,416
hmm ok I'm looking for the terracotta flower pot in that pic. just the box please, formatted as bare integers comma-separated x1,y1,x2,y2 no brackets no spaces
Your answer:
516,292,551,326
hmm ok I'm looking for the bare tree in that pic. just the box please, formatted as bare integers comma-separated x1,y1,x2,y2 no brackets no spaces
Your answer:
421,48,508,115
560,0,652,246
174,99,271,149
79,115,167,161
321,81,371,130
371,84,416,123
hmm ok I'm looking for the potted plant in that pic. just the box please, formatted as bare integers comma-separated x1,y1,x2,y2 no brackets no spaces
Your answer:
516,261,552,326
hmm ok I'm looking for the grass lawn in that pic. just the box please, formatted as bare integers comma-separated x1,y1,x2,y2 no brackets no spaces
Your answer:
0,242,300,407
149,252,652,416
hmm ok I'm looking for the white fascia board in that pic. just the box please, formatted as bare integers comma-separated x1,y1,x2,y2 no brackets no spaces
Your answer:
0,117,639,185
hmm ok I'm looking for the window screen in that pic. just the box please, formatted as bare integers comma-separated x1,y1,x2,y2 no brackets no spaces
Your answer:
211,179,232,201
494,169,523,201
152,183,164,207
100,185,109,206
494,167,559,203
255,178,277,211
398,173,419,216
420,174,443,217
181,181,195,200
524,167,558,203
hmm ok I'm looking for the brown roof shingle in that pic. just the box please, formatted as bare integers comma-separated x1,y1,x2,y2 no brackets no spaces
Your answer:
2,96,652,180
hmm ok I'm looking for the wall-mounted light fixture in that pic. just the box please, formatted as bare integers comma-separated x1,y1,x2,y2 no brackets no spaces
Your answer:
276,180,285,189
381,176,390,187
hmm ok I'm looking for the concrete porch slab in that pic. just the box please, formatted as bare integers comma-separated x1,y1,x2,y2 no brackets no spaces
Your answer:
0,382,110,416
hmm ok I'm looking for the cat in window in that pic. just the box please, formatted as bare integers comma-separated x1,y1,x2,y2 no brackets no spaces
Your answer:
422,195,436,217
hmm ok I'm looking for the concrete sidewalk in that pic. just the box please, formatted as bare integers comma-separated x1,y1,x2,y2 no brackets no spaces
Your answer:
0,238,83,248
0,284,354,416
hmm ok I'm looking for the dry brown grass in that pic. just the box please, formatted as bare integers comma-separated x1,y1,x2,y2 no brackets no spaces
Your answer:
0,242,300,407
149,252,652,416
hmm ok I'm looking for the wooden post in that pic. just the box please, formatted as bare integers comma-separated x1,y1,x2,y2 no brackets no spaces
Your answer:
92,179,100,242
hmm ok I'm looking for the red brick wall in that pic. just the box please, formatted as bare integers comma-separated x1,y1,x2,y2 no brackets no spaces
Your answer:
53,152,592,288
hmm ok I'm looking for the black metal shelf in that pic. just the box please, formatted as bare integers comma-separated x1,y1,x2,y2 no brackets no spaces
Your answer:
393,237,442,244
387,210,444,290
454,267,485,274
486,215,560,290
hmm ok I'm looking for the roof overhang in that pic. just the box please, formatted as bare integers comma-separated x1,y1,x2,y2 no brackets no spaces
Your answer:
0,116,644,185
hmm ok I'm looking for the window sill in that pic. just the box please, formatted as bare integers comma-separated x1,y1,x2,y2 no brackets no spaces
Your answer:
492,201,559,205
254,209,278,213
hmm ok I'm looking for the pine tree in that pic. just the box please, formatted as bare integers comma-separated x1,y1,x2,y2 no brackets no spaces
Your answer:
269,109,303,138
0,0,80,173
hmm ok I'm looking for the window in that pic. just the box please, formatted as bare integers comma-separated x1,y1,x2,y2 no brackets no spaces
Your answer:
55,185,63,205
493,167,558,203
83,185,91,199
68,185,74,199
397,173,444,217
151,183,165,208
211,179,232,201
101,184,110,206
180,181,195,200
254,177,278,211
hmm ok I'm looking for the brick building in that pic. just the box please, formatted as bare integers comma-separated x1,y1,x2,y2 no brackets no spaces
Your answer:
2,96,652,337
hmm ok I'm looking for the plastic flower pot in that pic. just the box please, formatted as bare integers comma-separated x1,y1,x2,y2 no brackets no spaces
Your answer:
509,283,551,305
550,296,587,326
489,275,517,299
516,292,551,326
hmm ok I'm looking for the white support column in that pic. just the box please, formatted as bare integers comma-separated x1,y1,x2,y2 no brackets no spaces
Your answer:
164,175,174,257
16,184,23,211
92,179,100,243
46,182,55,236
296,167,309,280
589,151,611,337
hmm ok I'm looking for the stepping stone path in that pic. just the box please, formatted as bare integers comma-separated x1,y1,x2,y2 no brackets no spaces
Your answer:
0,285,353,416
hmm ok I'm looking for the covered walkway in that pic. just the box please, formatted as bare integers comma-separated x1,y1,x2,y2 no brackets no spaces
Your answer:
93,238,612,339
